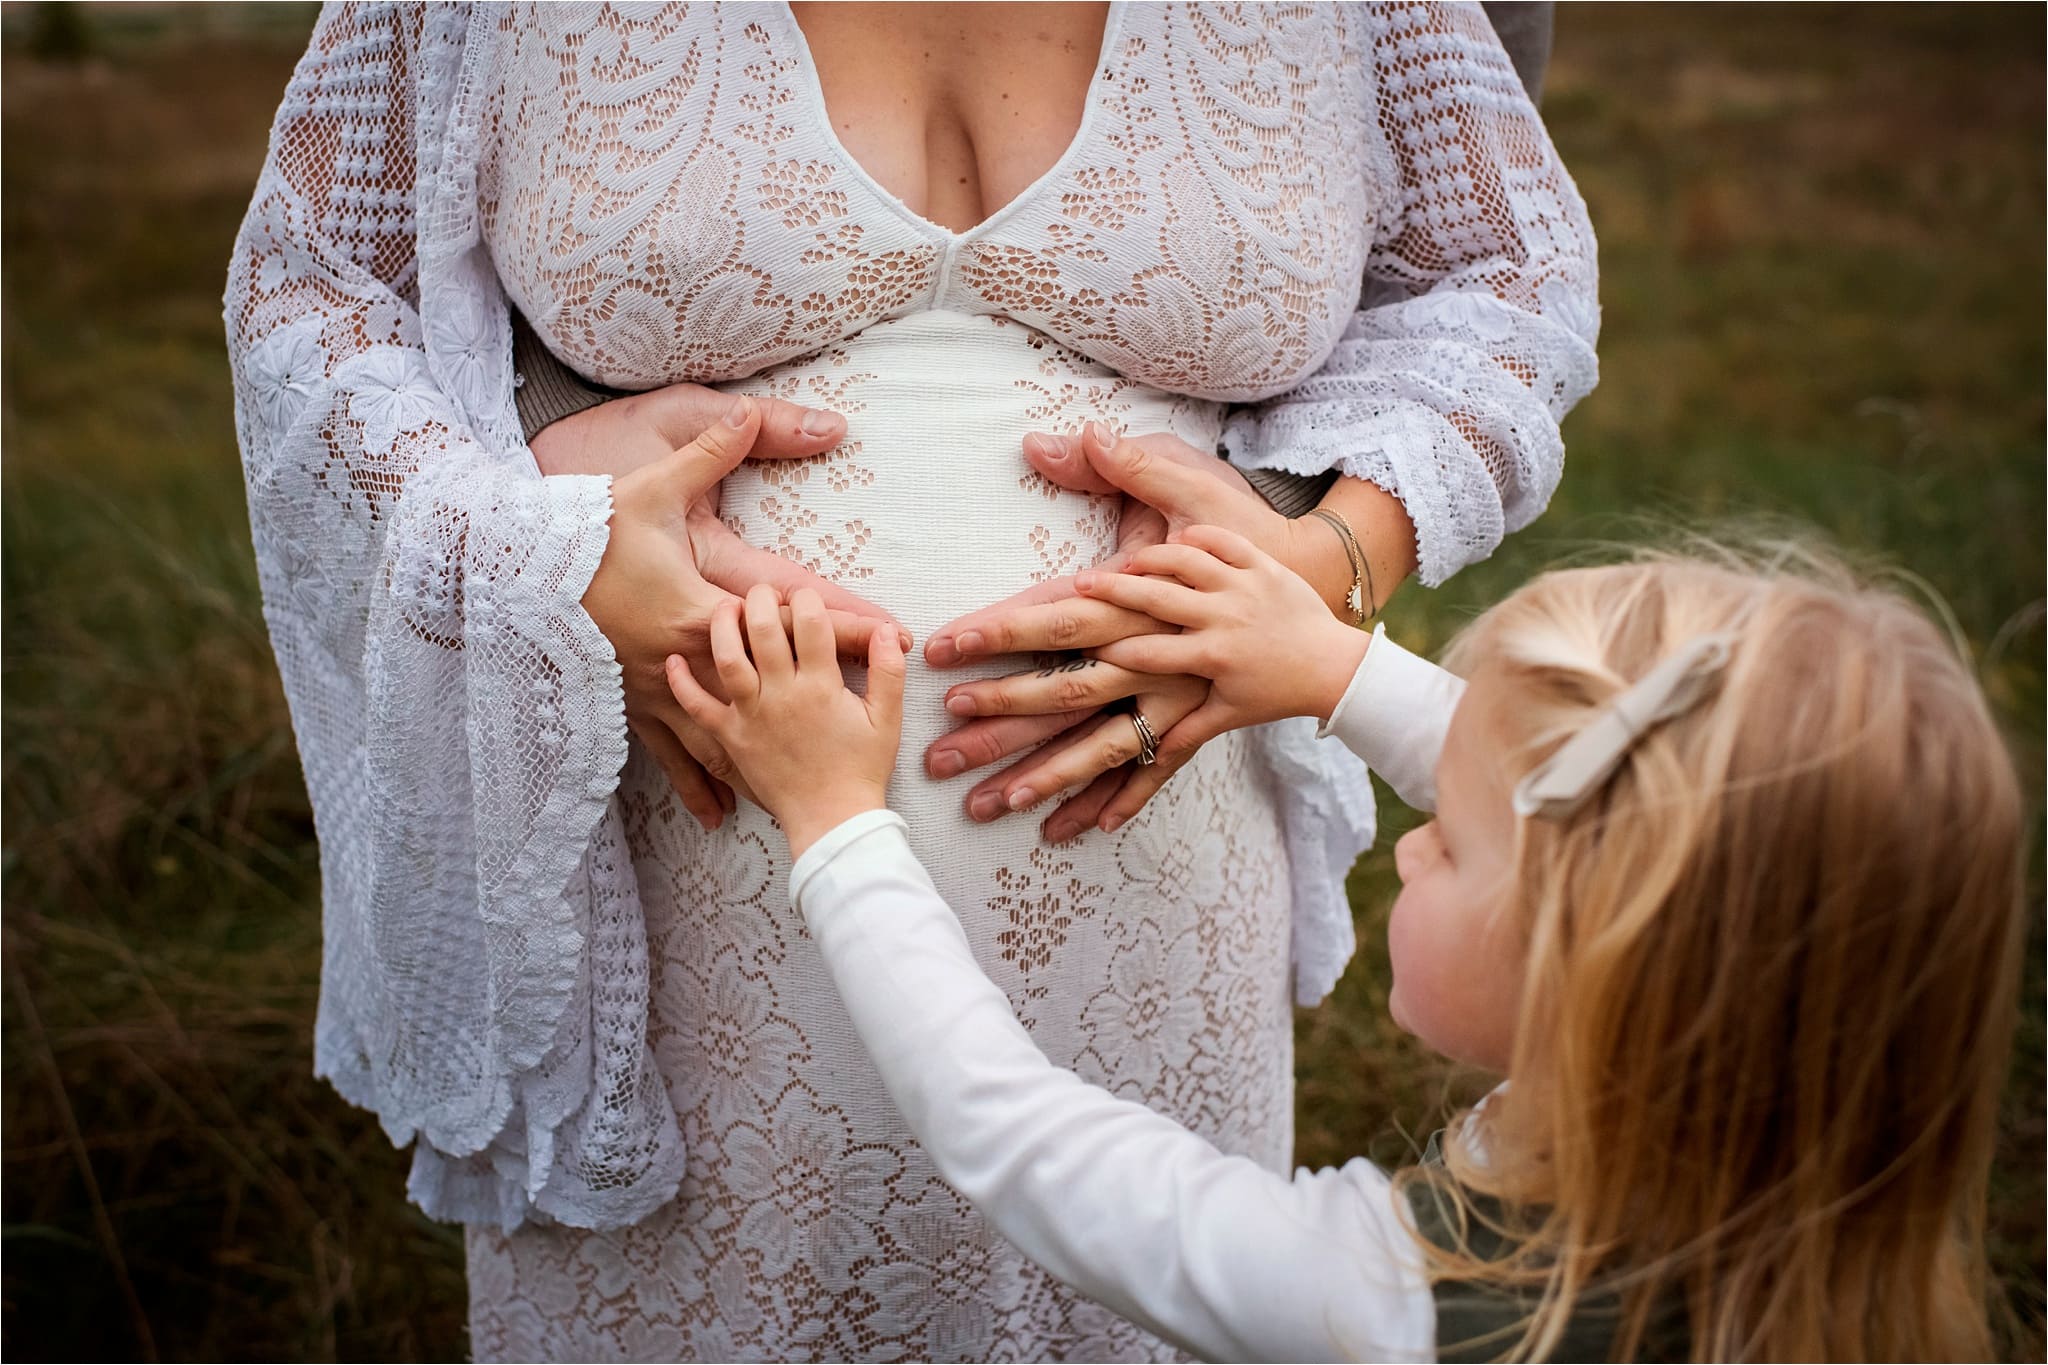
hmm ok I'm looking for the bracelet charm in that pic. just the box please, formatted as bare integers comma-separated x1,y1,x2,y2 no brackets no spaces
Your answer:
1304,507,1376,627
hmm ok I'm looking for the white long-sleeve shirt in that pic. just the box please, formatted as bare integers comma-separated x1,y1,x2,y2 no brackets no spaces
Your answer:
791,632,1469,1362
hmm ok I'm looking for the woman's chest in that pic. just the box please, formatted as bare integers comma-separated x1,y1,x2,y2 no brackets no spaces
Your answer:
785,2,1111,237
478,1,1385,401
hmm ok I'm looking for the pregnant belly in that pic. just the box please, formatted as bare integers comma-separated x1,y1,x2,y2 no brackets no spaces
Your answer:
620,310,1293,1171
718,308,1221,642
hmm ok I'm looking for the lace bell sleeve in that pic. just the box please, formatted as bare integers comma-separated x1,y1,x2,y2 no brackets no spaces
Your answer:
224,1,682,1229
1220,0,1601,587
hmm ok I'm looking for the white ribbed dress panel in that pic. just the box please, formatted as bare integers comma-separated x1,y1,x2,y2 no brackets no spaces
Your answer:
466,313,1297,1361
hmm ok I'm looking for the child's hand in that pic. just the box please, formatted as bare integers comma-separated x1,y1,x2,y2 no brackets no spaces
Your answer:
665,584,906,859
1076,524,1369,748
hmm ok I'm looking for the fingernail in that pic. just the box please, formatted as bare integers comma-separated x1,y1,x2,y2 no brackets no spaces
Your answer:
800,409,841,438
725,395,753,427
898,629,915,650
945,694,977,717
1075,572,1095,593
1100,814,1124,833
1007,787,1037,811
931,751,966,778
956,630,985,654
1085,420,1113,448
970,792,1005,821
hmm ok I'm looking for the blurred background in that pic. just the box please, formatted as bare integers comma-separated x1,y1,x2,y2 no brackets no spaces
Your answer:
2,2,2041,1359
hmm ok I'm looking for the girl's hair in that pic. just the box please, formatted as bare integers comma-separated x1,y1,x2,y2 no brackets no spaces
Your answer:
1397,545,2027,1361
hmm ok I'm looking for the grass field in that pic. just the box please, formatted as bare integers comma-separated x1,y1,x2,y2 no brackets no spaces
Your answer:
3,4,2041,1359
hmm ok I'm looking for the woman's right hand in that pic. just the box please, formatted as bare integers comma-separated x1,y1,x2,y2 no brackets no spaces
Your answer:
530,380,848,480
582,395,904,830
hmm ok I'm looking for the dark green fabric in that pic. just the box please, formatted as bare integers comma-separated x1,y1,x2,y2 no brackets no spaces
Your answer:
1407,1134,1688,1363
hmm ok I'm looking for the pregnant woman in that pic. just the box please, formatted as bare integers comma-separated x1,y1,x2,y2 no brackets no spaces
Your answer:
225,3,1597,1359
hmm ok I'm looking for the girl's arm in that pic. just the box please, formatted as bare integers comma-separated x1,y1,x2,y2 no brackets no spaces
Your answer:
791,811,1435,1364
665,591,1438,1360
1319,623,1467,813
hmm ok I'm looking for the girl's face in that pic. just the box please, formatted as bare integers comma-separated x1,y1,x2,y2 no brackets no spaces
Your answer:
1387,672,1524,1072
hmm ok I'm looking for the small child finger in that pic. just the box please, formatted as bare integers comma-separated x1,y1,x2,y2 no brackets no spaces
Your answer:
868,623,906,726
1174,524,1263,570
829,610,911,659
665,653,729,728
1093,634,1204,677
790,588,838,674
744,583,794,680
1119,541,1235,589
1072,570,1208,628
709,600,760,701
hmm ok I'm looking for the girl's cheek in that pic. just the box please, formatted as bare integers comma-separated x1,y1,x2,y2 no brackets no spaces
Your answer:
1385,888,1424,995
1387,977,1412,1034
1384,905,1445,1051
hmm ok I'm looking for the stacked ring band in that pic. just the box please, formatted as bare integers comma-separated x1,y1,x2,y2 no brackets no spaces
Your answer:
1131,709,1161,766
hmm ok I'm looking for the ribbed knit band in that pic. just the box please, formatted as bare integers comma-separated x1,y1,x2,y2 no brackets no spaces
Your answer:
1241,464,1338,519
512,309,627,443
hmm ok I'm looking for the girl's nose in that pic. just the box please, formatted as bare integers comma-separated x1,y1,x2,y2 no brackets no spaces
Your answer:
1392,826,1430,884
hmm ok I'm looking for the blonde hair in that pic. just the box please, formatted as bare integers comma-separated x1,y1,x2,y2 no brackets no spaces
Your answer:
1397,547,2027,1361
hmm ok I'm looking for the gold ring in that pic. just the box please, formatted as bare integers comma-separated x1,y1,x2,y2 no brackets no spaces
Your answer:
1131,709,1160,766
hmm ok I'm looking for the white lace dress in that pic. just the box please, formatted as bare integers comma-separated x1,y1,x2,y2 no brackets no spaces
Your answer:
223,3,1597,1360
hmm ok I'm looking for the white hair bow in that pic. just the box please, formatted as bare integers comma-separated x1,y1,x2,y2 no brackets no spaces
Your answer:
1511,633,1739,820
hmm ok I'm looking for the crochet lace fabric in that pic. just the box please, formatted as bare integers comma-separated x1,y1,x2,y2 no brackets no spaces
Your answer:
223,0,1597,1277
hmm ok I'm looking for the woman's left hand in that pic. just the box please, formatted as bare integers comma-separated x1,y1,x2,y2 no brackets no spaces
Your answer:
925,422,1322,840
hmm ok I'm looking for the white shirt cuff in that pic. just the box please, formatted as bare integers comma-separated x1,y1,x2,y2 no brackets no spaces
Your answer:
1316,623,1467,812
789,808,911,913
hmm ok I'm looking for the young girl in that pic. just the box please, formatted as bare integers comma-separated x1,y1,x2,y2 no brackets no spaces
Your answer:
664,527,2026,1362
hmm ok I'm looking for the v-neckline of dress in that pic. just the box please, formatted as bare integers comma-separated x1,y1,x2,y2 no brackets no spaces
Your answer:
777,0,1127,246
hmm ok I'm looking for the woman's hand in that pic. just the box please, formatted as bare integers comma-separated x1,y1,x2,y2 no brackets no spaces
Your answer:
923,423,1299,668
583,396,904,830
544,381,902,826
926,422,1343,839
537,382,892,624
531,381,848,480
949,663,1210,836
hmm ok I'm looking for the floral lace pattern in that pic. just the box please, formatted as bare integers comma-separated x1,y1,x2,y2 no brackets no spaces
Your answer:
480,3,1376,404
481,1,1598,589
469,314,1296,1360
226,1,1594,1358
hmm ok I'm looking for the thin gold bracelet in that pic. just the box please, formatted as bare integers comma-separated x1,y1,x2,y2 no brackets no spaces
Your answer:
1304,507,1377,626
